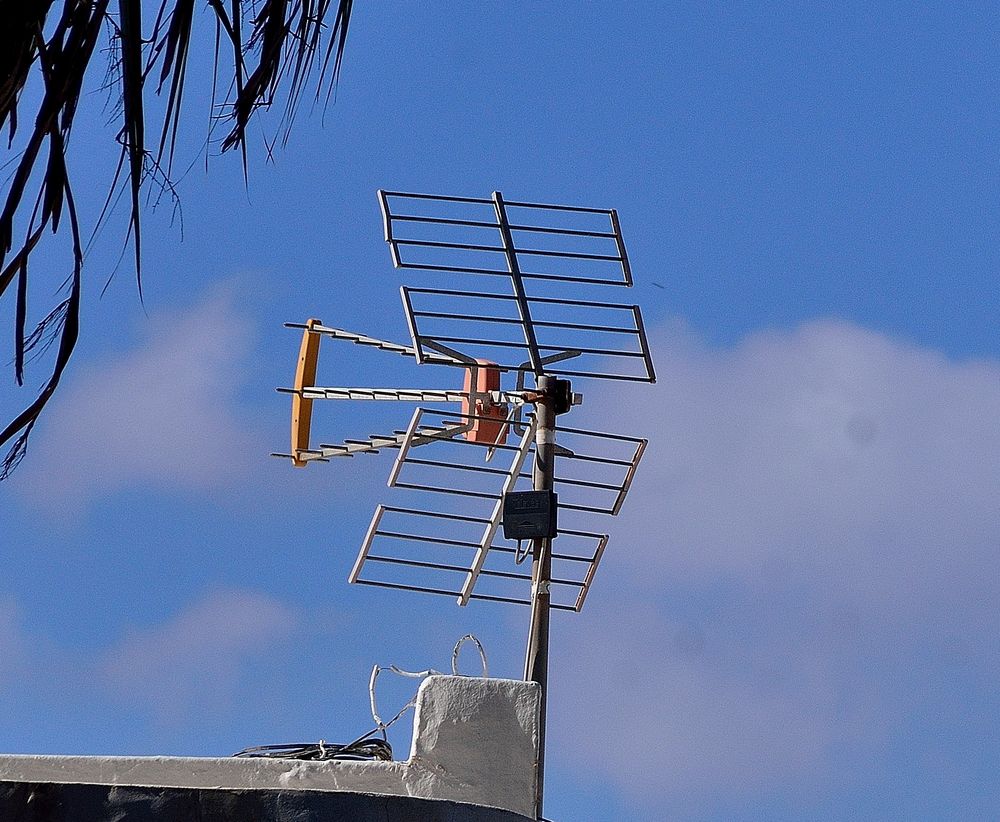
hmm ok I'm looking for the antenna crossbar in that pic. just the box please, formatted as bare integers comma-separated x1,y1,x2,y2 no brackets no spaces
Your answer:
278,386,534,406
285,423,465,462
296,387,467,403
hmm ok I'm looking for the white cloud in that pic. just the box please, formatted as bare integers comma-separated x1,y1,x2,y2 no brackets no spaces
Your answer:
100,588,300,723
15,286,264,514
551,319,1000,811
600,319,999,618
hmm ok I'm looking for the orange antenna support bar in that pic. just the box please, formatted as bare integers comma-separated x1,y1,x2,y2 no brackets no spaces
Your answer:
290,319,323,467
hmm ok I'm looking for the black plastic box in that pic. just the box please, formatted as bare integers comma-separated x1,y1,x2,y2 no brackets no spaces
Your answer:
501,491,558,540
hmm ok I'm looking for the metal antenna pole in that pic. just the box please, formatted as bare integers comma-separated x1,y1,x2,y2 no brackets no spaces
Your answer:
291,188,656,819
524,374,556,820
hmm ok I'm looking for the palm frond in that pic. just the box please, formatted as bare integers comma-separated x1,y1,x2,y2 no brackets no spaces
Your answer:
116,0,145,296
0,0,354,477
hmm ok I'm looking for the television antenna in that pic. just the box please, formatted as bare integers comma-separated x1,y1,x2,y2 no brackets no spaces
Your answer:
274,190,655,820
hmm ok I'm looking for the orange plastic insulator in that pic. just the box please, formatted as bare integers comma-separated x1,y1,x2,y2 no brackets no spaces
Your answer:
461,359,506,445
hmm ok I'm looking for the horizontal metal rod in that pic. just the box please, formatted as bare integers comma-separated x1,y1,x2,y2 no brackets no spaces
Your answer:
406,457,512,477
489,545,597,563
470,591,533,607
552,528,608,539
354,579,581,613
540,368,654,383
382,189,614,217
399,431,526,453
509,223,616,239
355,579,462,599
556,426,646,443
375,531,480,549
395,238,622,263
397,260,627,286
550,475,622,491
558,502,615,515
394,238,507,254
300,387,467,402
379,352,653,381
411,310,639,335
283,320,521,374
334,393,517,415
392,214,500,230
508,469,624,491
354,578,577,612
470,592,578,612
479,568,586,588
283,322,421,357
534,451,632,467
419,407,533,425
385,425,452,437
514,247,621,262
381,190,494,205
477,567,532,582
502,199,612,215
397,261,510,276
270,451,330,463
315,426,456,455
391,213,618,240
381,506,491,524
394,482,500,500
367,555,470,574
421,335,646,358
405,286,638,311
412,311,522,325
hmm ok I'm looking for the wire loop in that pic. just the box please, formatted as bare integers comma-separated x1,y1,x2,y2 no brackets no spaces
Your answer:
451,633,489,677
369,634,489,735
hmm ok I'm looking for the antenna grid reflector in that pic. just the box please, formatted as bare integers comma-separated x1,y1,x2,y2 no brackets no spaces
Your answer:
380,190,656,383
347,408,646,611
379,190,632,286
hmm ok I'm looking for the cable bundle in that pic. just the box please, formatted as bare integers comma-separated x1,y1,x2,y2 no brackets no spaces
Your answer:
233,732,392,762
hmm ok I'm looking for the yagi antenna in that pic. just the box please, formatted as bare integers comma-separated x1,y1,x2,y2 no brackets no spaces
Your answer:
274,190,655,820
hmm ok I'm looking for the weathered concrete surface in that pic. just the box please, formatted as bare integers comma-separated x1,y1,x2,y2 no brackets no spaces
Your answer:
0,676,540,820
0,781,534,821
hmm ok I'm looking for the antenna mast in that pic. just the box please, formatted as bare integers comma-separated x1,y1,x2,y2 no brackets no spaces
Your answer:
524,373,556,817
276,189,655,821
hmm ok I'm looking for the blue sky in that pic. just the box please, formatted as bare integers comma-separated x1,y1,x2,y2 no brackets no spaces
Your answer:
2,3,998,820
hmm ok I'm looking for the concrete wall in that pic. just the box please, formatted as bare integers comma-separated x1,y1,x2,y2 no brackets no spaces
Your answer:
0,675,540,820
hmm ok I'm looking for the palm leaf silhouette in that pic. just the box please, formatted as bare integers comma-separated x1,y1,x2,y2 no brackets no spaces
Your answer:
0,0,353,477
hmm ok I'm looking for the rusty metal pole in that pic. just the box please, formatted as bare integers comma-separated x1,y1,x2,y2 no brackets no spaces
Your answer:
524,374,556,820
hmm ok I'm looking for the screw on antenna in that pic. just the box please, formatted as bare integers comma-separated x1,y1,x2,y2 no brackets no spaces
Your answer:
275,189,656,821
